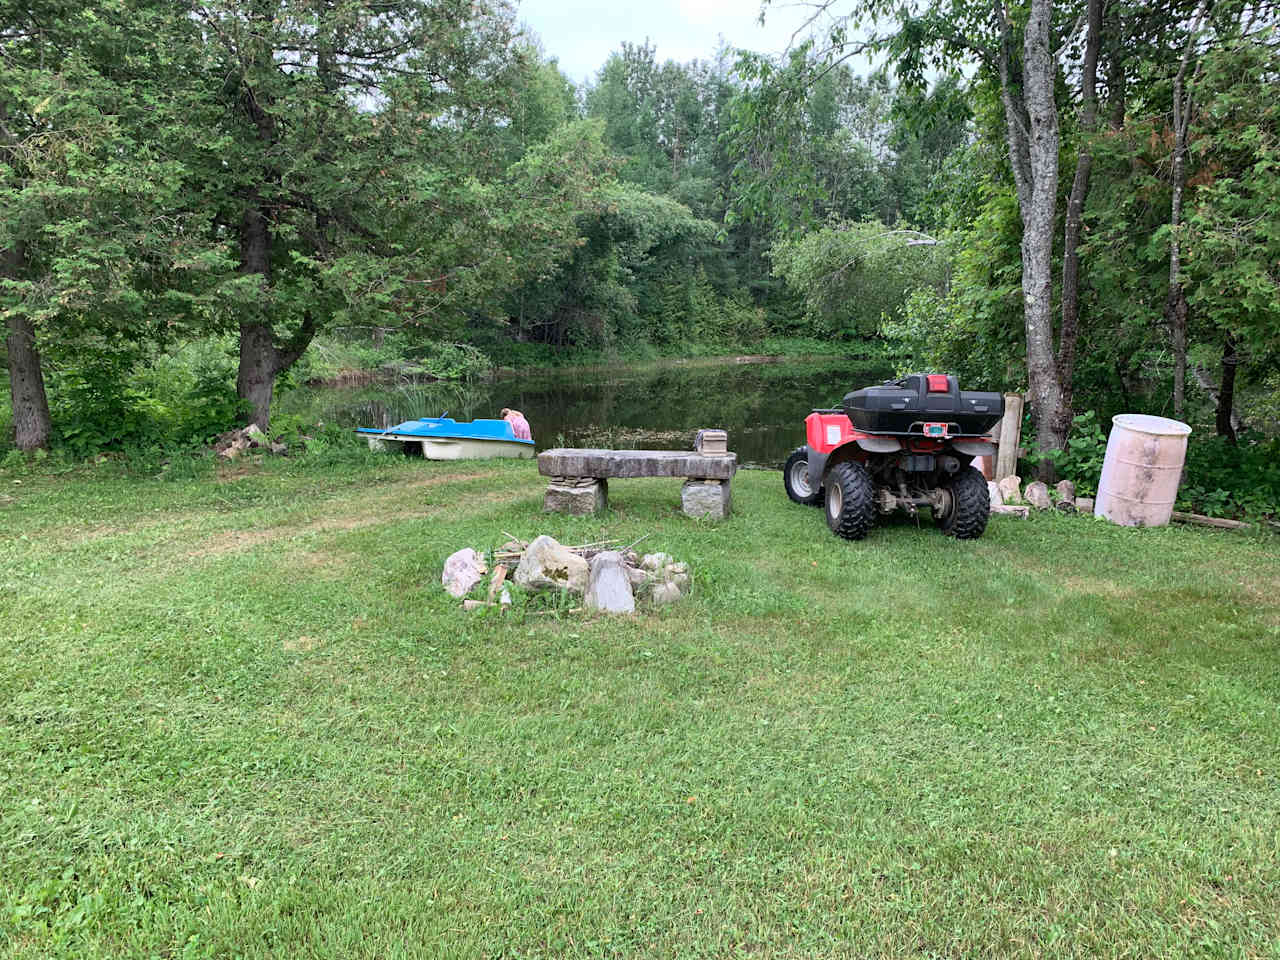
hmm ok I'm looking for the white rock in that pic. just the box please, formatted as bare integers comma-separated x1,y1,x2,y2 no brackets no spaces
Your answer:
997,475,1022,505
987,481,1004,509
650,581,683,605
1055,479,1076,504
584,551,635,614
513,535,589,595
1024,480,1052,510
640,553,674,572
442,548,486,598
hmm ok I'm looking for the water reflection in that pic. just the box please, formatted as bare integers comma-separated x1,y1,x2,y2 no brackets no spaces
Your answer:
282,357,892,468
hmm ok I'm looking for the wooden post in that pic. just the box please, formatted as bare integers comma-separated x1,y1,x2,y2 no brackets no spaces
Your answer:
995,394,1024,481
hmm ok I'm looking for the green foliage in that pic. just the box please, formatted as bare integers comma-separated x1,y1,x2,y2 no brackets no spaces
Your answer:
1024,410,1109,497
1178,433,1280,520
46,344,243,458
770,219,950,340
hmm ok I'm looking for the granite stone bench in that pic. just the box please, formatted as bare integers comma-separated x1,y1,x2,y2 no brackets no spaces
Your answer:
538,434,737,519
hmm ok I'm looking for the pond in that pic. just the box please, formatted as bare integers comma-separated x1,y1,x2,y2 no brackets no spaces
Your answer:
281,355,894,469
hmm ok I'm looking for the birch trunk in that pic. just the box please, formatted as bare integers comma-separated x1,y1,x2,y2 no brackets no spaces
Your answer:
1058,0,1102,438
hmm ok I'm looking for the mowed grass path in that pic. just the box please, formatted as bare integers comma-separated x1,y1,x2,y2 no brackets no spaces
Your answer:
2,456,1278,958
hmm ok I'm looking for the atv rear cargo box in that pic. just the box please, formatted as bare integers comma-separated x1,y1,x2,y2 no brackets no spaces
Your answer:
842,374,1003,437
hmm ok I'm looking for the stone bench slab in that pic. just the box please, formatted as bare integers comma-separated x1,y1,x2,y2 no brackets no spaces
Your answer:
538,448,737,481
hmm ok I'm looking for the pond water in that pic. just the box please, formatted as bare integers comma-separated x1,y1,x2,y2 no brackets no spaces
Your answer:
282,356,893,469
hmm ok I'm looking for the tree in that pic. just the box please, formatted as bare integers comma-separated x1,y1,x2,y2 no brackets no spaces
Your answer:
769,220,948,337
191,0,523,429
1,0,224,451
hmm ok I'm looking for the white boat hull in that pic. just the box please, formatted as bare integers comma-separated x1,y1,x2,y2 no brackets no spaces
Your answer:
364,434,534,460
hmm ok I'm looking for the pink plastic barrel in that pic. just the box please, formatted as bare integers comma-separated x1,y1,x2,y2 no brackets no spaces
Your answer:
1094,414,1192,527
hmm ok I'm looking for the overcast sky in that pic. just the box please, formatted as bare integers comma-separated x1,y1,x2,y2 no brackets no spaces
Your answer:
515,0,831,84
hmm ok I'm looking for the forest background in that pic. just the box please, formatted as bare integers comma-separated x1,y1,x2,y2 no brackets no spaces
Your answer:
2,0,1278,516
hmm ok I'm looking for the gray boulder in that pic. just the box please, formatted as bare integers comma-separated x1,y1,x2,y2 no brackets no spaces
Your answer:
1024,480,1052,510
1078,496,1096,514
1055,479,1076,504
637,554,691,605
543,478,607,516
987,480,1004,509
442,548,486,598
681,479,731,519
650,582,683,605
513,535,588,594
584,551,635,614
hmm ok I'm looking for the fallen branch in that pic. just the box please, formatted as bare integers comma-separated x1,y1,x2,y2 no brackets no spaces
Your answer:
494,538,623,564
487,564,508,603
621,532,652,553
1170,511,1252,531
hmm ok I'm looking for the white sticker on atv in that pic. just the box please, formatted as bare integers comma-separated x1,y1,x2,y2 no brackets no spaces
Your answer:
826,424,842,445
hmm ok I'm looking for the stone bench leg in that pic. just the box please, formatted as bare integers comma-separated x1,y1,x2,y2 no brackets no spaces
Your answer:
544,477,607,516
682,478,731,519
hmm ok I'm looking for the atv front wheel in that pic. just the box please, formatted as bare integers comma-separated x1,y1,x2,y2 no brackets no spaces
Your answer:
824,460,875,540
934,466,990,540
783,447,822,506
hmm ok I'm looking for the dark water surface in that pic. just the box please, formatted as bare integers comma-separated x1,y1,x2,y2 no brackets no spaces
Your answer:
284,356,893,468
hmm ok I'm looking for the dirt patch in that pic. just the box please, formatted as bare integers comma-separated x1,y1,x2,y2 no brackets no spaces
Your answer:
283,635,322,653
1058,576,1137,599
187,511,413,559
42,468,503,551
183,477,529,560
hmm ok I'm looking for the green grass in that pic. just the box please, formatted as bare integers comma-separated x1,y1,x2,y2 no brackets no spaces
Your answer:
2,456,1278,958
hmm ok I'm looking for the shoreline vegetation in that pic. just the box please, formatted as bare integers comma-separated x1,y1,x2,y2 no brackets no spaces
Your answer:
3,336,1278,522
3,459,1279,957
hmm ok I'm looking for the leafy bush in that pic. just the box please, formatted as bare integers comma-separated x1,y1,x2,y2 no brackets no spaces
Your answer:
1024,410,1109,496
38,341,242,459
1178,433,1280,520
412,342,492,380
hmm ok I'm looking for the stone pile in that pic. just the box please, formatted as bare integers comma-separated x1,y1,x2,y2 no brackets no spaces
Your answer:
442,535,691,615
215,424,290,460
989,473,1093,517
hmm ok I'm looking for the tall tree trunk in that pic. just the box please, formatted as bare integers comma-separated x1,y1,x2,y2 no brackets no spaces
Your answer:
4,242,52,451
1215,334,1239,444
236,204,277,429
1057,0,1102,441
1000,0,1066,478
1165,1,1208,419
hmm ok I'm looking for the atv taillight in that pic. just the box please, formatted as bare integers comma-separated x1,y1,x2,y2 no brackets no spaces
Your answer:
927,374,950,393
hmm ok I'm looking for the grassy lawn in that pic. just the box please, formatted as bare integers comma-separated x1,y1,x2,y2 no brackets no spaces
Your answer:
2,455,1278,958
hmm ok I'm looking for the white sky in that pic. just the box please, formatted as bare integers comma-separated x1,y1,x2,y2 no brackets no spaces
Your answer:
516,0,833,84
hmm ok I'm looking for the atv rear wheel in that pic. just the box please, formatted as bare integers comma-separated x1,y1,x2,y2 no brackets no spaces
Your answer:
783,447,822,505
934,465,990,540
824,461,875,540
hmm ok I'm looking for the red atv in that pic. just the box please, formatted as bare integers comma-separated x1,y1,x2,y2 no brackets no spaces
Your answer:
784,373,1004,540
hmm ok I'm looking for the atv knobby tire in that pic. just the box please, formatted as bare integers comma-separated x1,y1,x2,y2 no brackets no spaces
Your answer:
824,460,875,540
935,465,990,540
783,447,822,506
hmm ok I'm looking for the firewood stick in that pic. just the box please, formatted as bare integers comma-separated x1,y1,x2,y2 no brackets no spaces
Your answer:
487,564,508,603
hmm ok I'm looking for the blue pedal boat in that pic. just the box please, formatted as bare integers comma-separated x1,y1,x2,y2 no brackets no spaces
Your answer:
356,416,535,460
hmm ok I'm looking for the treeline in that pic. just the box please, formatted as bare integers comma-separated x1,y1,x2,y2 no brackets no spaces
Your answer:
3,0,1278,496
733,0,1279,469
1,1,961,452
